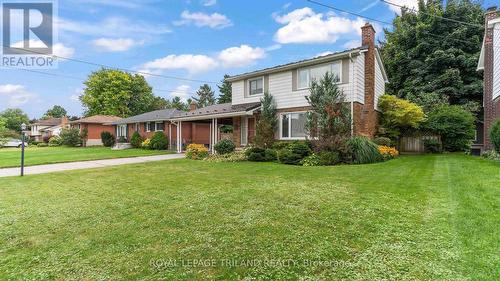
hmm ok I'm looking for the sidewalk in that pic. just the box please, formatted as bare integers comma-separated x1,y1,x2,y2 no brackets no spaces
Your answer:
0,154,185,177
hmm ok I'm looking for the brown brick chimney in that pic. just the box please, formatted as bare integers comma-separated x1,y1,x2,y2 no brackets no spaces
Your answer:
189,101,198,112
482,7,500,150
359,23,378,137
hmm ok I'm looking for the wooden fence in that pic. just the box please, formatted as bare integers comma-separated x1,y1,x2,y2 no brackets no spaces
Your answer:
399,134,441,154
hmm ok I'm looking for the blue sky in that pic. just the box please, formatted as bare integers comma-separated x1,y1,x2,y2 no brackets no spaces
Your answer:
0,0,495,118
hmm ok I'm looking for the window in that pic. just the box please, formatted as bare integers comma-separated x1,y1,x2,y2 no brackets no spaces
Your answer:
155,122,164,131
117,124,127,137
280,112,307,139
146,122,152,132
248,77,264,96
297,61,341,89
134,123,139,132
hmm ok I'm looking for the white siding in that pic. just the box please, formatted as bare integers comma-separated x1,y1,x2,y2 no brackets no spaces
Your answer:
494,24,500,101
231,57,367,109
374,55,386,110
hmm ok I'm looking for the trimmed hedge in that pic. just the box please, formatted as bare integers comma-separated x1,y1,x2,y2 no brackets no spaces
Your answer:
149,132,168,150
214,139,235,155
101,132,115,147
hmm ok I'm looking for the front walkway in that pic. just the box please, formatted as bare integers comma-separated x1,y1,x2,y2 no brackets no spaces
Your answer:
0,154,185,178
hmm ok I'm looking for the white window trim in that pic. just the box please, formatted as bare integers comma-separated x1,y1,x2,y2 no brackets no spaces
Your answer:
248,76,265,97
117,124,127,137
146,122,151,132
296,60,343,90
155,122,164,132
279,111,308,140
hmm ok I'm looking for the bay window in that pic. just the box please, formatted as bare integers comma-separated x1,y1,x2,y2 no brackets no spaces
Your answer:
297,61,341,89
280,112,307,139
248,77,264,96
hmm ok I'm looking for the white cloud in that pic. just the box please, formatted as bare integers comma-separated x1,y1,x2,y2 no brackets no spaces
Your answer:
141,54,218,74
273,7,366,44
218,45,266,68
384,0,420,15
53,43,75,58
202,0,216,6
360,1,379,13
343,39,361,49
0,84,37,107
92,38,142,52
57,17,171,37
170,85,191,101
174,11,232,29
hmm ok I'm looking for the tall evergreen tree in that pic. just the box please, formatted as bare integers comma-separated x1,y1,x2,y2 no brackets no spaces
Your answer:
171,97,191,111
192,84,216,108
254,92,277,148
217,74,232,104
382,0,484,113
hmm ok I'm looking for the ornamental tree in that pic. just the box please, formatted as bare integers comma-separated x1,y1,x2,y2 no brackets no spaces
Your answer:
378,94,425,139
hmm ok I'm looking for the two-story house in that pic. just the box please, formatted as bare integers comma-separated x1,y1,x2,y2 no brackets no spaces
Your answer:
112,23,388,153
30,117,69,142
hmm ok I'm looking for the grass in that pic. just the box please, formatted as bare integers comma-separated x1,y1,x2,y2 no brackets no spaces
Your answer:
0,154,498,280
0,146,172,168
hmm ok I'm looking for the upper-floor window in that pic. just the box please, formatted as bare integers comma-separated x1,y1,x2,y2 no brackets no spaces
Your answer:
248,77,264,96
298,61,341,89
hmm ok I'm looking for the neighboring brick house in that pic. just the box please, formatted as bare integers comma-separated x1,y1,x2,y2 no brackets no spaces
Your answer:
112,23,388,153
476,7,500,154
30,117,69,142
70,115,121,146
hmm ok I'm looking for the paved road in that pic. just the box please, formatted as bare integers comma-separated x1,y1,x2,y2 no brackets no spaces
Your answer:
0,154,185,178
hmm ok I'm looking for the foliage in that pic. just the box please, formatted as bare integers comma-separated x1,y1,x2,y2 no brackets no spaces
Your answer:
481,150,500,161
264,149,277,162
117,136,127,143
378,146,399,161
318,151,340,166
80,128,88,147
141,138,151,149
489,119,500,154
48,136,62,147
192,84,216,108
149,132,168,150
347,137,383,164
204,152,246,162
378,95,425,139
217,74,232,104
219,125,233,133
254,92,278,148
171,97,191,111
245,147,266,161
186,144,209,160
423,139,442,154
81,68,157,117
214,139,235,155
36,142,48,147
130,131,143,148
382,0,484,112
0,117,19,146
373,137,392,147
101,131,115,147
301,154,321,166
272,141,292,150
305,72,351,154
424,105,475,151
277,141,312,165
43,105,67,119
0,108,29,133
59,128,82,147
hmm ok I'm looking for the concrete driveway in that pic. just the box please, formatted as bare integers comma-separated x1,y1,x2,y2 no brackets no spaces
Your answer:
0,154,185,177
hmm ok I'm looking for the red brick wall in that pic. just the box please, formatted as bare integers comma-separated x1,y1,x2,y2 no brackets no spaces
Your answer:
80,123,115,140
359,23,378,138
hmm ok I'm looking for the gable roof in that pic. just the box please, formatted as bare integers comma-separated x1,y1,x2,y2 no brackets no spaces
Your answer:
32,118,62,126
110,109,182,125
70,115,121,124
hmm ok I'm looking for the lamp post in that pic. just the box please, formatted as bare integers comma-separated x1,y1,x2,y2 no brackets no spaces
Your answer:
21,123,26,176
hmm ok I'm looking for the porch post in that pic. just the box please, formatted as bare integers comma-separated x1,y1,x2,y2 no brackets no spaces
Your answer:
214,118,218,147
209,119,213,153
168,123,172,150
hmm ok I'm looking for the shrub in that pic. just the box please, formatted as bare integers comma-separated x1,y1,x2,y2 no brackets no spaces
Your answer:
378,95,425,139
48,136,62,147
424,105,475,151
30,140,40,146
301,154,321,166
245,147,266,162
378,145,399,160
373,137,392,147
347,137,383,164
423,139,441,153
272,141,292,150
288,141,312,158
204,151,246,162
101,131,115,147
482,150,500,161
277,149,303,165
130,131,143,148
117,136,127,143
150,132,168,150
37,142,48,147
219,125,233,133
59,128,82,147
489,118,500,154
318,151,340,165
254,92,278,148
186,143,209,160
141,138,151,149
214,139,235,155
264,149,277,161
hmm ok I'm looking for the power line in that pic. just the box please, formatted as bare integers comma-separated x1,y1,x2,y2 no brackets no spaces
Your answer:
380,0,484,28
306,0,393,25
0,43,218,84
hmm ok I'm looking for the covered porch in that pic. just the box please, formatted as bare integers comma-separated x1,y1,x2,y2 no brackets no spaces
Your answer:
170,102,260,153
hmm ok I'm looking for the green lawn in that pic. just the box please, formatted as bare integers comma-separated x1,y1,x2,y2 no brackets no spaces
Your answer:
0,146,172,168
0,154,498,280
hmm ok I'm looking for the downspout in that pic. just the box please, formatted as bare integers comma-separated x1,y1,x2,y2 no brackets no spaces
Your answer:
349,52,355,137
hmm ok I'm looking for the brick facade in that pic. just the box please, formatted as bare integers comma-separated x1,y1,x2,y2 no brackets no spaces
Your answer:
483,8,500,150
359,23,378,137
